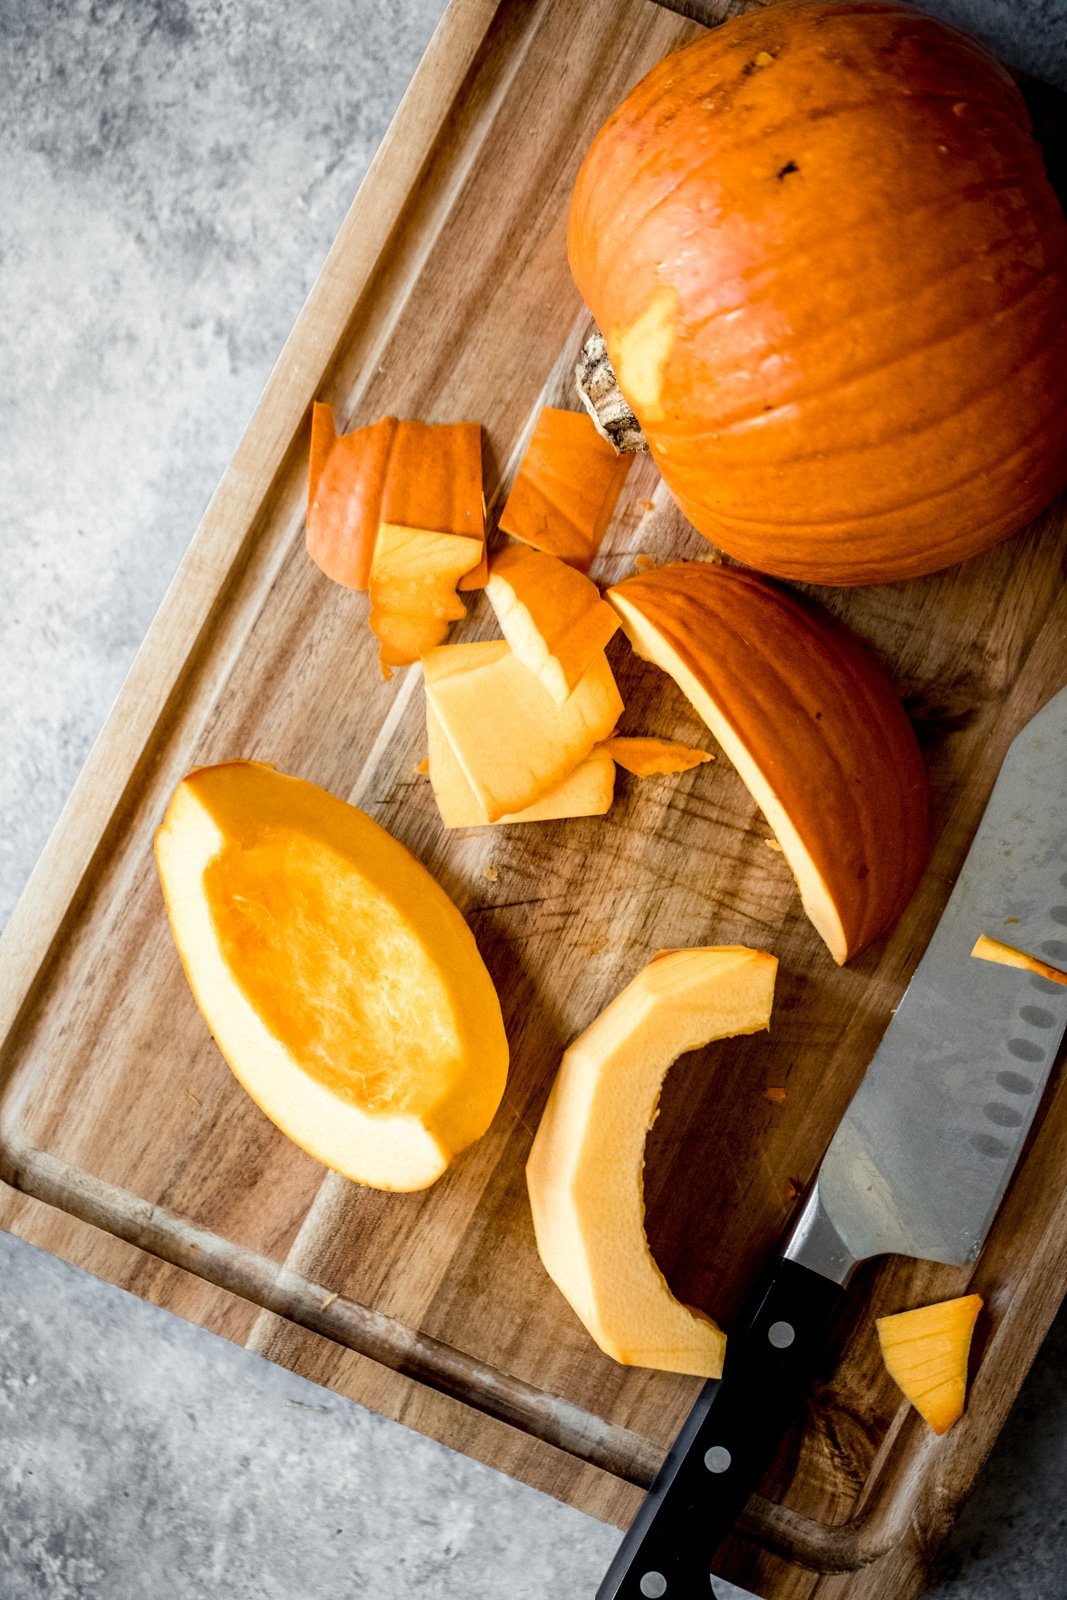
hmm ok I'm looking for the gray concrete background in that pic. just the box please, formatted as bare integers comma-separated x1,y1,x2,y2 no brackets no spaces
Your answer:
1,2,1066,1596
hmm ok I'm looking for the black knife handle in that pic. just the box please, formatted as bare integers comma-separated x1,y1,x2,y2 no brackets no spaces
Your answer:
596,1260,845,1599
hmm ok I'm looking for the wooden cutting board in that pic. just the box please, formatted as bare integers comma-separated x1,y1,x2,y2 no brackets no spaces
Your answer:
1,2,1065,1594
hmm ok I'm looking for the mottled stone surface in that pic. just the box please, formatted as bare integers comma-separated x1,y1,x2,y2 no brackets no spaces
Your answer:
1,2,1066,1596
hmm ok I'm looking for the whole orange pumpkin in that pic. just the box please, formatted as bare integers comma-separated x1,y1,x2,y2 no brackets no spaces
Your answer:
568,0,1067,585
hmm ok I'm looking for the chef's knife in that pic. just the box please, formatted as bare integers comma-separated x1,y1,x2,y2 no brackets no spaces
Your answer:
598,684,1067,1599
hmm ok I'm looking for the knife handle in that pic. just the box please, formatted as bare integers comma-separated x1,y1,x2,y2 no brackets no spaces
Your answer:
596,1260,845,1600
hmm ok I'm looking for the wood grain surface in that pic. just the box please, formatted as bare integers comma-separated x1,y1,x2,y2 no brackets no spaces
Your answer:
1,1,1065,1595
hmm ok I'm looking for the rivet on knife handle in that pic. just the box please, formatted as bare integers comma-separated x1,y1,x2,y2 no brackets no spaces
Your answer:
596,1247,845,1598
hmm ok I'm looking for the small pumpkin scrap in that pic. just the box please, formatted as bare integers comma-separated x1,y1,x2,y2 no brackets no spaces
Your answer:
368,524,483,674
971,935,1067,987
602,736,712,777
485,544,619,707
877,1294,983,1435
499,407,631,573
423,640,622,824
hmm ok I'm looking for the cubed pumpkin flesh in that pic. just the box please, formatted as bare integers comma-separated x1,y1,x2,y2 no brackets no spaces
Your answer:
526,947,777,1377
155,761,508,1191
485,545,619,707
602,736,712,777
427,703,616,827
877,1294,983,1435
499,407,631,572
422,640,623,822
367,524,483,671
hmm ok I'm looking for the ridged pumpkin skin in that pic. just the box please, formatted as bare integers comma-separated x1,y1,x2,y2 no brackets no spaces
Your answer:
569,1,1067,585
607,564,929,961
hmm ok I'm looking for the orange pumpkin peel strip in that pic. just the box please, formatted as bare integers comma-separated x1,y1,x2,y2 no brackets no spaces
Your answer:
877,1294,983,1435
602,736,713,777
499,407,631,573
971,935,1067,987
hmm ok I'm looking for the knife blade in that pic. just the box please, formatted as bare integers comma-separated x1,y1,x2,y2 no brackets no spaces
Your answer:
598,685,1067,1600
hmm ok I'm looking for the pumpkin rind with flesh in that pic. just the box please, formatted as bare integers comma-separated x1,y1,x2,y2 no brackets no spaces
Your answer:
155,762,508,1191
569,0,1067,584
607,563,929,962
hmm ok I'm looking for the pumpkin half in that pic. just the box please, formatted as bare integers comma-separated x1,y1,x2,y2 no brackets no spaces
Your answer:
569,0,1067,584
607,563,929,962
155,762,508,1191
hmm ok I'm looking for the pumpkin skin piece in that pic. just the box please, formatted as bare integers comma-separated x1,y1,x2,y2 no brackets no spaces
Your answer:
569,1,1067,585
526,946,777,1377
155,761,508,1192
485,544,619,707
607,564,929,963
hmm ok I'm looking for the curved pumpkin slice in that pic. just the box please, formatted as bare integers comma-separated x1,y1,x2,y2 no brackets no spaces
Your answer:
499,407,631,572
427,703,615,827
527,947,777,1377
602,735,712,777
485,545,619,707
877,1294,983,1435
607,564,929,963
423,640,623,822
155,762,508,1191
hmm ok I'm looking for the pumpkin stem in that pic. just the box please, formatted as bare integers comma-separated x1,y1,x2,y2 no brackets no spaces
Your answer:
575,332,648,455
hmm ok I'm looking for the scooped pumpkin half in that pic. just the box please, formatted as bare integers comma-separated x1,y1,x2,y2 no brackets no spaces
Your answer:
155,761,508,1191
527,946,777,1377
607,564,929,963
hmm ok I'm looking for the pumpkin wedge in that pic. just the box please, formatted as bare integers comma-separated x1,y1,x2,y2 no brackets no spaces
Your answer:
499,407,631,572
155,761,508,1192
485,545,619,706
607,564,929,963
603,735,712,777
422,640,623,823
527,947,777,1376
428,706,616,827
877,1294,983,1435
